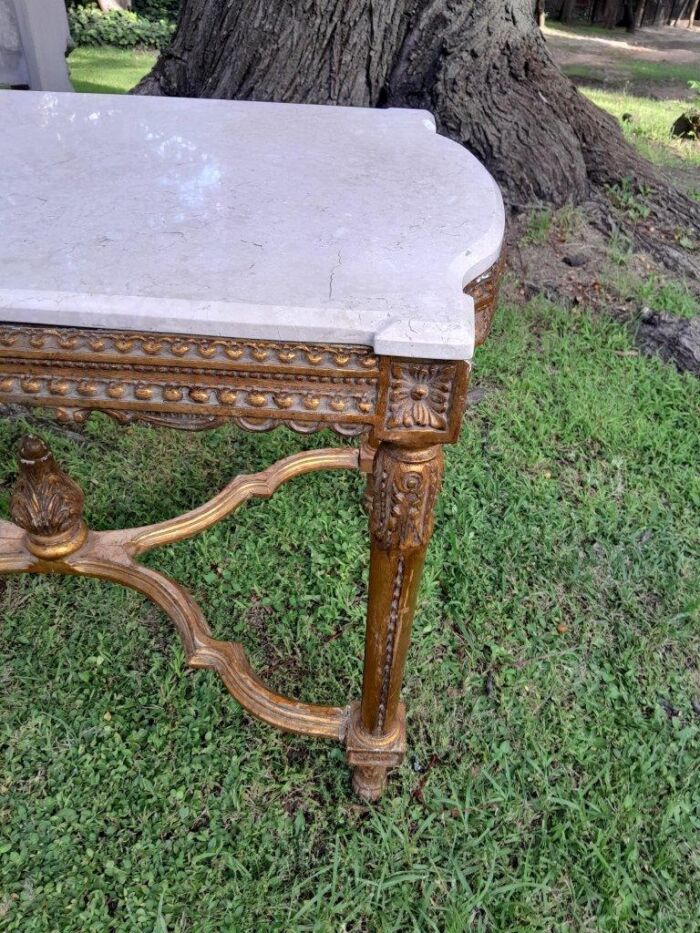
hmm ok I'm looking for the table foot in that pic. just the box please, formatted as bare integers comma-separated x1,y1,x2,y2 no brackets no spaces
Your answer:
352,767,387,801
344,701,406,801
10,435,87,560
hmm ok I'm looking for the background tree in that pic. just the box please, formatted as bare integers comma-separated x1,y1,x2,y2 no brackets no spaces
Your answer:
135,0,699,281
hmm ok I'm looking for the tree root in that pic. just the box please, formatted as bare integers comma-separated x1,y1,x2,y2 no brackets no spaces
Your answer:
635,311,700,377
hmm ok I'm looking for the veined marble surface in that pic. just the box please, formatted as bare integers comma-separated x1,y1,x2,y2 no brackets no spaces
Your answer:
0,91,504,360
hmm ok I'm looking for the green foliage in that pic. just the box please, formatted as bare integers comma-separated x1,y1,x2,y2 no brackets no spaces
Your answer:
523,204,586,246
132,0,180,22
562,58,700,91
584,88,699,148
523,208,552,244
579,89,700,174
607,230,633,267
672,81,700,142
65,0,180,21
1,299,699,930
606,177,652,222
635,275,700,319
67,7,174,50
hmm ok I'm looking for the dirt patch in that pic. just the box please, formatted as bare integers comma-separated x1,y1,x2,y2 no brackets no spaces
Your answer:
505,204,700,376
505,205,659,311
544,23,700,98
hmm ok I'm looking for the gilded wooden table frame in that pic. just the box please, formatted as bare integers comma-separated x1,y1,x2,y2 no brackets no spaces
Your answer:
0,257,502,800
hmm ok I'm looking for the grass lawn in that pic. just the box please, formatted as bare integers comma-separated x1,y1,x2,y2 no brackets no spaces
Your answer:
580,88,700,172
561,58,700,91
2,41,699,933
68,47,156,95
0,299,699,930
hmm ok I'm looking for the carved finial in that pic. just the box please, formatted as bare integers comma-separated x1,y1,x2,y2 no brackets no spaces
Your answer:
10,434,87,559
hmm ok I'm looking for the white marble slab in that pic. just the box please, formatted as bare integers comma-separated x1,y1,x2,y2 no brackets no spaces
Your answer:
0,91,504,360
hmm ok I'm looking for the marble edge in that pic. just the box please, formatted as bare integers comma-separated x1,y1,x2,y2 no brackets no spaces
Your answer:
0,289,476,361
0,88,438,120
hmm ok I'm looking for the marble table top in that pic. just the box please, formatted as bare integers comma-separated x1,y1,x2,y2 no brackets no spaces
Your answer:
0,91,504,361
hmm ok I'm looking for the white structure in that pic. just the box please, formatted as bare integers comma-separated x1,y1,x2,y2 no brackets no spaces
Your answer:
0,91,505,361
0,0,72,91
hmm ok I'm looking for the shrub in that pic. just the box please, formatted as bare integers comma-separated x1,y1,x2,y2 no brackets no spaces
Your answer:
65,0,180,23
132,0,180,22
67,7,174,50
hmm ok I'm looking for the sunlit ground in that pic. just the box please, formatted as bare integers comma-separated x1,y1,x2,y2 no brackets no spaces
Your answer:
68,46,156,94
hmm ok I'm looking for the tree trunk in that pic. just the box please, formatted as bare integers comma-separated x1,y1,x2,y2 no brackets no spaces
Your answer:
535,0,546,27
560,0,578,21
601,0,620,26
670,0,687,23
635,0,648,27
653,0,673,23
133,0,700,281
689,0,699,24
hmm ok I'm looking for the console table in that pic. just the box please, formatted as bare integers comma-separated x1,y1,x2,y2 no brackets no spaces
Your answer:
0,90,505,799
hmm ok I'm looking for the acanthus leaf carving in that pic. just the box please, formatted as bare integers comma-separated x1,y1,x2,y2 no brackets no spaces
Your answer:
10,435,87,558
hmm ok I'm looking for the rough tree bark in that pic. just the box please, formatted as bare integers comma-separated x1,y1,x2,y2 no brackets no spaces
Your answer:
134,0,700,280
635,0,649,27
671,0,690,24
560,0,579,22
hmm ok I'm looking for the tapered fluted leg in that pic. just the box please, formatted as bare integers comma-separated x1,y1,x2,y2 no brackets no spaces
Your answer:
346,442,444,800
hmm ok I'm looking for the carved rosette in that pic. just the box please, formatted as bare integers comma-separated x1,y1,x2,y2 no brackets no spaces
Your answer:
386,363,453,431
369,444,444,553
10,436,87,559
